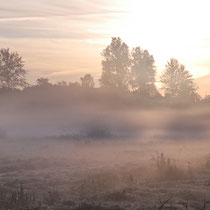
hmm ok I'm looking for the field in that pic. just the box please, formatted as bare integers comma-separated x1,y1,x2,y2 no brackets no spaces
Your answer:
1,136,210,210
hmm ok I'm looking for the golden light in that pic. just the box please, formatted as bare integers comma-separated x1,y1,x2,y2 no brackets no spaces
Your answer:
108,0,210,78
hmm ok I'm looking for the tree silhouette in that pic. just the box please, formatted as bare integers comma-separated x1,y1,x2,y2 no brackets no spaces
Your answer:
36,77,51,87
130,47,157,96
56,81,68,87
99,37,130,90
69,82,80,88
0,48,27,89
80,74,95,88
160,58,200,101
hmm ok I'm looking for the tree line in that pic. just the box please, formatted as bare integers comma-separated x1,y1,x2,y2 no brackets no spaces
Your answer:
100,37,200,102
0,38,208,104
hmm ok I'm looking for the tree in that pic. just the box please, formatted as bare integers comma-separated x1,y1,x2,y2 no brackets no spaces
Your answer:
36,77,51,87
203,95,210,104
160,58,200,101
69,82,80,88
99,37,130,90
0,48,27,89
130,47,157,96
80,74,95,88
56,81,68,87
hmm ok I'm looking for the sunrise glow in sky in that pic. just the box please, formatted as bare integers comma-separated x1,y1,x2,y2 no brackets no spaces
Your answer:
0,0,210,94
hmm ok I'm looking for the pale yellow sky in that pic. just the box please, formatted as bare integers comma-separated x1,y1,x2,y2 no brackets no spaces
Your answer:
0,0,209,91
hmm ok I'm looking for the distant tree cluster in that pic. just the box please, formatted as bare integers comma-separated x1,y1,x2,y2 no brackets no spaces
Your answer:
80,74,95,88
0,49,96,91
100,37,199,101
0,39,206,104
100,37,157,97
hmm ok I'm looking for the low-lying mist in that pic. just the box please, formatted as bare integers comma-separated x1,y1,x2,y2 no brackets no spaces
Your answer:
0,87,209,141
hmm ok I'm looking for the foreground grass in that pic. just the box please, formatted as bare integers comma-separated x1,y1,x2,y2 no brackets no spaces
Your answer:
0,153,210,209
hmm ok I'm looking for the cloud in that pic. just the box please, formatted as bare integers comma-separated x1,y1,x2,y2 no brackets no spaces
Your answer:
0,0,124,40
0,22,109,40
0,0,125,18
0,16,110,39
0,17,46,22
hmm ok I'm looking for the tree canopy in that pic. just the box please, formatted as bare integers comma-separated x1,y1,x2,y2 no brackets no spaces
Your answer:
130,47,157,96
81,74,95,88
160,58,199,101
36,77,51,87
0,48,27,89
100,37,130,90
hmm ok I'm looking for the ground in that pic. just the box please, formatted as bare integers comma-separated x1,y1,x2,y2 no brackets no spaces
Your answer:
0,137,210,210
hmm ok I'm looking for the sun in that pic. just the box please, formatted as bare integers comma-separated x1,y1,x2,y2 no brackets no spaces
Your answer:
108,0,210,78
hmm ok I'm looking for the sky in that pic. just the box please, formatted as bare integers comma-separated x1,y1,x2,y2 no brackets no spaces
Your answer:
0,0,209,94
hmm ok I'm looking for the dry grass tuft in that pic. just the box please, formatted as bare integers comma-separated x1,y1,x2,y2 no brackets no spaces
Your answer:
152,152,184,181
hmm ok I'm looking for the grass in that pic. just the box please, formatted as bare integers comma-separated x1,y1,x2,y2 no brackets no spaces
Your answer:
76,171,122,199
1,154,210,209
44,189,61,206
104,189,134,202
0,179,209,210
152,152,184,181
0,185,37,210
205,154,210,170
72,203,124,210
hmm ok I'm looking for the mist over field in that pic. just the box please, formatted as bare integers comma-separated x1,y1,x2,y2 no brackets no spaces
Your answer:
0,87,209,141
